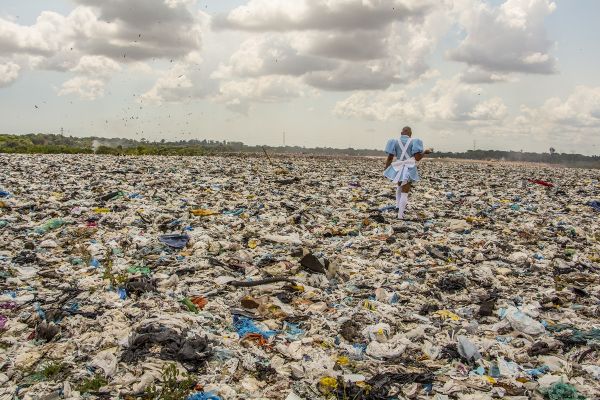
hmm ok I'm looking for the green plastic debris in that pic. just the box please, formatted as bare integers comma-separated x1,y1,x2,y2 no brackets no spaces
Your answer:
180,298,198,313
35,219,65,235
542,382,586,400
0,220,8,228
70,258,84,266
546,324,600,346
564,248,576,257
127,265,152,276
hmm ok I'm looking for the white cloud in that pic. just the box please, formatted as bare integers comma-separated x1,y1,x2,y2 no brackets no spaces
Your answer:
304,61,399,91
127,62,156,75
305,30,389,61
71,0,204,61
58,76,106,100
0,62,21,87
423,78,507,122
449,0,557,75
333,90,420,121
334,77,507,123
519,86,600,129
71,55,121,78
141,65,203,104
215,75,307,114
459,67,514,84
213,34,336,79
0,0,205,92
0,11,72,56
57,55,122,100
141,73,195,104
213,0,434,32
140,51,213,104
214,0,452,96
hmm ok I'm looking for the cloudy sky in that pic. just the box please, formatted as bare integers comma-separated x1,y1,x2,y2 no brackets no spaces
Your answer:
1,0,599,154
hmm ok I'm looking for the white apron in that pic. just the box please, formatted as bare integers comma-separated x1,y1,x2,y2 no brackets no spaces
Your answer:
390,138,416,184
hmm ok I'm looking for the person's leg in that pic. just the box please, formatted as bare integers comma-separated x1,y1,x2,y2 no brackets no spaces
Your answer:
395,185,403,210
398,182,412,219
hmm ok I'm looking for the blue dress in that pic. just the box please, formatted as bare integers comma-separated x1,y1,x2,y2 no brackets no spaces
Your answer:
383,136,424,183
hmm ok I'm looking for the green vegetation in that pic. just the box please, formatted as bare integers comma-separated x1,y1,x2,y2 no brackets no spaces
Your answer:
0,134,208,156
0,134,92,154
102,251,128,287
41,362,66,380
145,364,195,400
77,374,108,393
429,149,600,169
1,133,599,168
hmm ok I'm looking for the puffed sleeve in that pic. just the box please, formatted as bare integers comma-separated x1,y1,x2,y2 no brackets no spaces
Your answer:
411,139,424,156
384,139,396,155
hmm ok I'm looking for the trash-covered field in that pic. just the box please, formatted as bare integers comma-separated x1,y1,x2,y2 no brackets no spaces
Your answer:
1,154,599,400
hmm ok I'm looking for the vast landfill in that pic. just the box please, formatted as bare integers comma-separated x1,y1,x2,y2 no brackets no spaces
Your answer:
1,153,599,400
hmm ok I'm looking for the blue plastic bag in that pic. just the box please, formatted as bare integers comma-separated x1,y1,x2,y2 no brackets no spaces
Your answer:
159,234,190,249
232,315,276,339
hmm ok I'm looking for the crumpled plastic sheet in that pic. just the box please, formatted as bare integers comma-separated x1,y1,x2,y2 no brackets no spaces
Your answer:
546,323,600,348
159,234,191,249
233,315,277,339
187,392,222,400
587,200,600,212
0,154,599,399
542,381,587,400
121,323,212,372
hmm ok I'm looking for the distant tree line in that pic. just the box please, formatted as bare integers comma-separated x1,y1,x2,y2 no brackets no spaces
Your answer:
1,133,598,168
428,149,600,169
0,134,93,154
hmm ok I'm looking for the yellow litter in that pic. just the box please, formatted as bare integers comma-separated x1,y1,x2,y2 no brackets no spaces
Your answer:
318,377,338,394
336,356,350,366
466,216,485,223
363,300,376,311
191,209,218,217
434,310,461,321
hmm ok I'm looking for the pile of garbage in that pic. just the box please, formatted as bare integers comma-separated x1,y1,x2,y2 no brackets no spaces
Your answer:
1,154,599,399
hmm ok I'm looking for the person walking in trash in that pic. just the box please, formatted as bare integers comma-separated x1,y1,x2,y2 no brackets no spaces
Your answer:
383,126,432,219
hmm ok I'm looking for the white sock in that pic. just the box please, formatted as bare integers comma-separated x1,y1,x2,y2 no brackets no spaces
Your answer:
398,192,408,219
395,186,402,209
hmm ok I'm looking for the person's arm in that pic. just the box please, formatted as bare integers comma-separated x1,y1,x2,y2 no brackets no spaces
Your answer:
414,147,433,162
384,154,394,170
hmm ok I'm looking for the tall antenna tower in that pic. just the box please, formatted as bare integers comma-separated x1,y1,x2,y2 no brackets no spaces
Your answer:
283,131,286,147
61,127,64,136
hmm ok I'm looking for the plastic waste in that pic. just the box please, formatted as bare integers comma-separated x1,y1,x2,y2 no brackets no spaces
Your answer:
588,200,600,212
187,393,222,400
34,218,65,234
159,234,190,249
456,335,481,362
233,315,277,339
0,154,598,399
542,381,586,400
504,306,545,335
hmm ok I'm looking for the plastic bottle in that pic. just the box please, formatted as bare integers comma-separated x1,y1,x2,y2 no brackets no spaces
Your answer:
35,219,65,234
